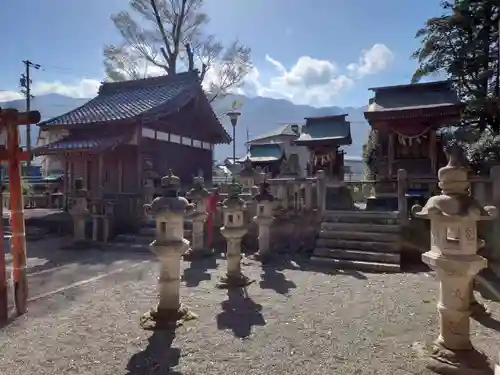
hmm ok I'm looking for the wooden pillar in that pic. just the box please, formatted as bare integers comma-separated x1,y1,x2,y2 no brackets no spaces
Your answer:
0,185,7,323
429,130,437,174
97,153,104,197
118,158,123,193
63,155,69,209
7,123,28,315
388,133,394,177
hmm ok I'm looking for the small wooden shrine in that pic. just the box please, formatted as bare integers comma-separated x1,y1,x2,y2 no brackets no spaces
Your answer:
295,114,352,179
363,80,462,210
33,72,230,229
295,114,353,210
239,143,285,176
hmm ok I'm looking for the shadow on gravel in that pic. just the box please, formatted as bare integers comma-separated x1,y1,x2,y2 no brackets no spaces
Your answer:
474,314,500,332
126,329,182,375
279,256,368,280
216,287,266,338
181,255,218,287
259,264,297,295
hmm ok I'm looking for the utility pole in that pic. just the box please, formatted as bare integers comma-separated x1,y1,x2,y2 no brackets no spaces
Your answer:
20,60,41,168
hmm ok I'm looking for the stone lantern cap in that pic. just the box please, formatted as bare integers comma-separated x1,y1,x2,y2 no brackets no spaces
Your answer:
239,157,256,178
254,179,274,203
412,145,497,221
186,170,209,200
144,170,194,216
220,179,245,209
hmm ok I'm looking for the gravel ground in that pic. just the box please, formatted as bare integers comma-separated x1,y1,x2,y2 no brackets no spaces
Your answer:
0,252,499,375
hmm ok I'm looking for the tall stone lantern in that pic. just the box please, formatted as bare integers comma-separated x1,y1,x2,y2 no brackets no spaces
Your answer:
140,170,197,330
217,180,253,288
412,146,497,373
70,178,88,243
252,176,275,260
185,170,211,258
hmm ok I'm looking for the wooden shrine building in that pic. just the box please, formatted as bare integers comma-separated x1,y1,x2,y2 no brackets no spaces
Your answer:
363,80,462,209
295,114,353,210
34,71,229,198
295,114,352,179
238,143,285,176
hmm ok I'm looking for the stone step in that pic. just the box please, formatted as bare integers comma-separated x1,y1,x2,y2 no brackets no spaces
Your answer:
313,247,400,264
315,238,400,253
319,230,400,242
320,222,401,234
310,257,401,272
323,210,399,225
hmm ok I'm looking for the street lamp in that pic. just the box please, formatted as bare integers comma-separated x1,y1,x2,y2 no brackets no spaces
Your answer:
227,111,241,180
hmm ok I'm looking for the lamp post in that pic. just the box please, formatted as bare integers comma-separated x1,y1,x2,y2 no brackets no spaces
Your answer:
227,111,241,177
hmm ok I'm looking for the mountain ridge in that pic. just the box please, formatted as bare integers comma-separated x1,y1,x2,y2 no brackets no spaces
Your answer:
0,93,370,160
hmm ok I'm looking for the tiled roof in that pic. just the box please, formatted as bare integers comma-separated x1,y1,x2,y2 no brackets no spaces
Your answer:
248,124,302,143
33,132,131,155
242,143,284,162
295,115,352,146
366,80,461,114
39,72,200,126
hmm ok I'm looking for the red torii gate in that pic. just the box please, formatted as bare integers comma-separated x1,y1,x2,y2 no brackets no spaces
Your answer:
0,108,40,323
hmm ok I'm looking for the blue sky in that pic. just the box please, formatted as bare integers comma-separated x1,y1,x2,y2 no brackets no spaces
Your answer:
0,0,444,107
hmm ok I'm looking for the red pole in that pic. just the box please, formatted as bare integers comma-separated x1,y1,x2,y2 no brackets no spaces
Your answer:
7,123,28,316
0,184,7,323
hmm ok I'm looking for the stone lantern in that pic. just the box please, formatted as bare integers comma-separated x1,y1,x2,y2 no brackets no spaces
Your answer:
252,176,275,260
239,157,258,193
185,170,211,258
217,179,253,288
140,170,197,330
70,178,88,243
412,146,497,373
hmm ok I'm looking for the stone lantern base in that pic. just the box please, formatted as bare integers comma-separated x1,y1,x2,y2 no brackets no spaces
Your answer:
140,304,197,331
423,343,494,375
216,273,254,289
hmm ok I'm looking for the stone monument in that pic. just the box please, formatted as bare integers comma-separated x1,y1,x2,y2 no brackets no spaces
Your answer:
412,145,497,374
185,170,211,258
140,170,197,330
252,175,275,260
70,178,88,243
217,179,253,288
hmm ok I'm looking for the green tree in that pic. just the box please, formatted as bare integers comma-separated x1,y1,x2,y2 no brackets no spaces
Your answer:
412,0,500,132
104,0,252,102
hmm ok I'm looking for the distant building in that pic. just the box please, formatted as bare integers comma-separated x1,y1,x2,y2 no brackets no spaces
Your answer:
245,124,309,176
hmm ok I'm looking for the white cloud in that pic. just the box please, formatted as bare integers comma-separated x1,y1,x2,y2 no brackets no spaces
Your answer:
0,79,100,104
0,91,24,102
347,44,394,78
0,43,394,107
243,43,394,106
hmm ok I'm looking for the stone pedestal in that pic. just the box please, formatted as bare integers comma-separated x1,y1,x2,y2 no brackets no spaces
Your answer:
217,180,253,288
184,172,211,258
252,177,275,260
412,146,497,374
70,194,88,243
140,170,197,330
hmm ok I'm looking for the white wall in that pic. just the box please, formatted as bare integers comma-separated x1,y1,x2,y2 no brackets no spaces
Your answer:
34,128,69,175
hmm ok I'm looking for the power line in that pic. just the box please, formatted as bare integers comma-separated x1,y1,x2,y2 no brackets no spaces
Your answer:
20,60,41,167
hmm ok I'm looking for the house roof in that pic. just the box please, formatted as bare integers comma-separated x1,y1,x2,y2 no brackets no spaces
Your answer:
38,71,201,127
295,115,352,146
365,80,461,120
248,124,302,143
33,132,132,155
238,143,284,163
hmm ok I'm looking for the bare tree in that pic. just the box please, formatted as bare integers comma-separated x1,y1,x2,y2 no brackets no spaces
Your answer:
103,0,252,102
